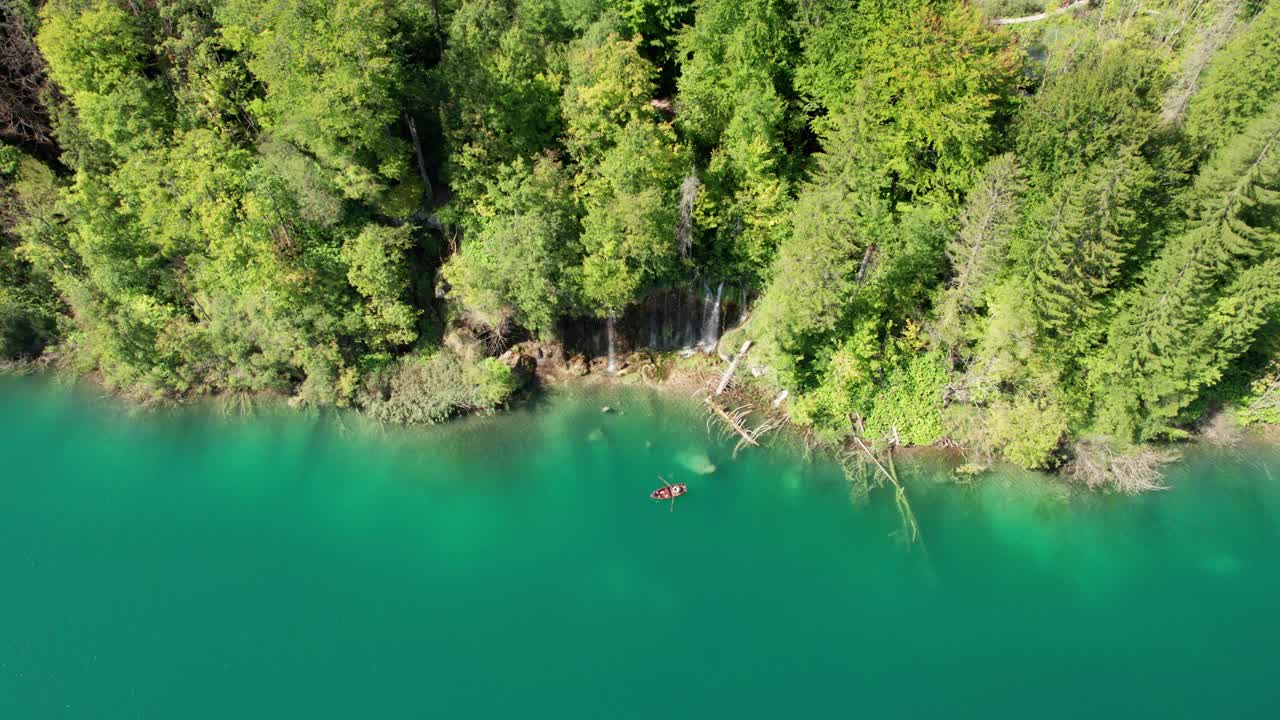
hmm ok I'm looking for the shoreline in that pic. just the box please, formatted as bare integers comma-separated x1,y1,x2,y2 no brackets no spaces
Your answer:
7,345,1277,494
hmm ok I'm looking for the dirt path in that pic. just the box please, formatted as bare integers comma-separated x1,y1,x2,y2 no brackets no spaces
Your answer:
995,0,1090,25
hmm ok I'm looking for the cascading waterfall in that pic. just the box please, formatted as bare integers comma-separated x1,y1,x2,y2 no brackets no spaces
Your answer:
648,299,660,349
684,287,700,351
700,280,725,352
606,315,618,373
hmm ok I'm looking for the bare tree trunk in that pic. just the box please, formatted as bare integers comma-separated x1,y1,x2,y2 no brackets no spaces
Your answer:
855,244,876,286
405,113,433,208
715,341,752,395
1161,0,1240,125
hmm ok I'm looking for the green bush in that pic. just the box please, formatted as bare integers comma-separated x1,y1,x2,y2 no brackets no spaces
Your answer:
864,351,948,446
361,349,517,425
988,394,1068,469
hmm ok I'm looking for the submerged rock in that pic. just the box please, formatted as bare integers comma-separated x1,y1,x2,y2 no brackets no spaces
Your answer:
677,451,717,475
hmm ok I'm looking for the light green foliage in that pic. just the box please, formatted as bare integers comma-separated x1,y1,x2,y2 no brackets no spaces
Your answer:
578,120,684,315
1017,152,1155,346
796,0,929,116
676,0,795,152
987,393,1069,469
1092,104,1280,441
1185,2,1280,154
1014,38,1165,186
435,0,570,205
0,147,61,359
615,0,693,60
855,3,1022,198
936,154,1025,349
37,0,172,155
467,356,520,406
863,349,949,447
11,0,1280,452
218,0,411,199
754,110,892,371
362,349,516,425
561,23,658,163
564,21,685,317
342,224,420,349
443,156,581,334
799,1,1022,198
677,0,797,278
563,21,655,157
1236,358,1280,426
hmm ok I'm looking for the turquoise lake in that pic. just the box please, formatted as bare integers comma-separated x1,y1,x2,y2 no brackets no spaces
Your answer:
2,375,1279,718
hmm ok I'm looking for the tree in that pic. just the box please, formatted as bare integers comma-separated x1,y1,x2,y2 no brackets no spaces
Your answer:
0,142,60,359
753,109,893,381
434,0,570,207
577,119,684,316
934,153,1025,351
1185,2,1280,154
442,155,581,335
1014,37,1166,188
1017,152,1155,347
37,0,173,155
1092,103,1280,441
561,20,657,164
218,0,414,201
561,18,683,318
798,1,1022,199
676,0,798,280
342,223,420,350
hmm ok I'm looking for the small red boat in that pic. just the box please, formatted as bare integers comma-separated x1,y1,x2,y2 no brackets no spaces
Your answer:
651,475,686,511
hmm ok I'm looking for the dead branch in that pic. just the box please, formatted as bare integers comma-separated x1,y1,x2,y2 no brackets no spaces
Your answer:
702,396,781,456
715,340,751,395
853,436,920,545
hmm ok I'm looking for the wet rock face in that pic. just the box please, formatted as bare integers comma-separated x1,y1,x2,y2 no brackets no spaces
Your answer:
557,283,754,360
500,350,537,386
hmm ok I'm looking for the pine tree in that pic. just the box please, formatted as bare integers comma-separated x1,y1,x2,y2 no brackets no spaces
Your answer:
1022,152,1153,344
1184,2,1280,155
935,153,1024,351
1093,103,1280,441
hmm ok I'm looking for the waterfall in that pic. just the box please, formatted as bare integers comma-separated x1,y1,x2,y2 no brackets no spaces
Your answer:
676,175,700,260
737,283,749,325
700,280,725,352
648,296,659,348
684,287,699,351
606,315,619,373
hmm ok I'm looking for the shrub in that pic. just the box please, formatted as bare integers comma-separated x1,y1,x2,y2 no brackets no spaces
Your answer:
1065,437,1179,494
361,349,517,425
863,350,948,446
987,393,1068,469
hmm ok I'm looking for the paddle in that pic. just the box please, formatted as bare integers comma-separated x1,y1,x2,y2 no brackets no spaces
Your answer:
658,474,675,512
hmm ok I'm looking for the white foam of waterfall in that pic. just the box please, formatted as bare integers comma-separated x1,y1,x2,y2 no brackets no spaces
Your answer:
606,315,618,373
700,280,725,352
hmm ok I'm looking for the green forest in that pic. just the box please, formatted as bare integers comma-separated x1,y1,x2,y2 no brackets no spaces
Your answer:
3,0,1280,486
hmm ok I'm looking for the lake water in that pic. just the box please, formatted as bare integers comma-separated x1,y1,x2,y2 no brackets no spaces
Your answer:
2,375,1279,718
